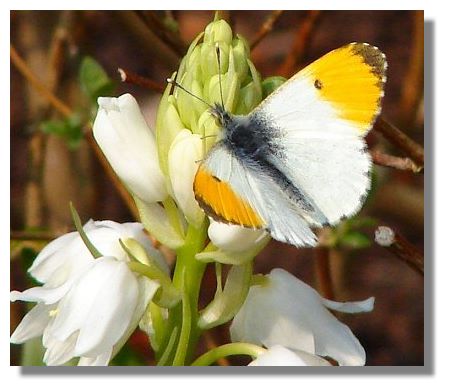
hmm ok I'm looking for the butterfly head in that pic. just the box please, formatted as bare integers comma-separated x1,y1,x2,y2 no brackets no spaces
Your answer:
210,103,232,128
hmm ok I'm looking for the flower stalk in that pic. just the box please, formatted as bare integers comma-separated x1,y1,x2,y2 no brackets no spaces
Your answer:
191,343,266,366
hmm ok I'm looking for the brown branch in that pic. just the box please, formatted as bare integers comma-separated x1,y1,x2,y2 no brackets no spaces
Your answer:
278,10,321,77
375,226,424,276
134,11,187,57
250,10,284,50
118,68,165,93
314,247,335,300
371,150,423,173
11,44,73,118
399,10,424,123
374,116,424,167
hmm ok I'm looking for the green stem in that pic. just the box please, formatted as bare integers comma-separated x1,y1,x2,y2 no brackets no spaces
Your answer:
156,221,208,365
191,343,266,366
157,327,179,366
69,202,102,259
172,289,191,365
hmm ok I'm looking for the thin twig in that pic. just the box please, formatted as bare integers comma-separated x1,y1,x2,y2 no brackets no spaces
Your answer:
314,247,335,300
134,11,187,57
371,150,423,173
46,11,72,93
250,10,284,50
11,230,63,241
118,68,165,93
375,226,424,276
11,44,73,118
374,116,425,168
278,10,321,77
85,129,139,220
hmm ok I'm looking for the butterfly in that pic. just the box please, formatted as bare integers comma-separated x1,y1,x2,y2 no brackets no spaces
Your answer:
192,42,387,247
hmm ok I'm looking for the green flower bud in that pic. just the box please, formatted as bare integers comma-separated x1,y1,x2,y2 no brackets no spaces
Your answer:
156,17,265,160
231,36,250,81
204,19,233,45
262,76,287,98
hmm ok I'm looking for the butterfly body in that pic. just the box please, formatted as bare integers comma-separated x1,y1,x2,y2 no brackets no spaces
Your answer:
193,43,387,247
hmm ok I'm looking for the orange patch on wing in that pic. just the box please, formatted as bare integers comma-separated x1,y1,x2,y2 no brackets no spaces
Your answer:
301,43,386,134
193,167,265,228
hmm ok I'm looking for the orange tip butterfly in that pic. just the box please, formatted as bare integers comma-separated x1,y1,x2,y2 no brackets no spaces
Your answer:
190,42,387,247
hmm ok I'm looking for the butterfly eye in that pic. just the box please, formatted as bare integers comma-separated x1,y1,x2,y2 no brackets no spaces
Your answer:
210,110,223,127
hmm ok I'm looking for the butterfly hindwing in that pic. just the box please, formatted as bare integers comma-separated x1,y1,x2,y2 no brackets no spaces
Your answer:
194,143,318,247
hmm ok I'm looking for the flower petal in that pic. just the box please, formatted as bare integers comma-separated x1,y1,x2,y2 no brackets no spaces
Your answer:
28,231,79,283
10,304,52,344
168,130,204,227
249,345,332,366
78,348,112,366
231,268,367,366
43,332,78,366
74,259,139,357
322,296,375,314
10,279,75,305
208,221,268,253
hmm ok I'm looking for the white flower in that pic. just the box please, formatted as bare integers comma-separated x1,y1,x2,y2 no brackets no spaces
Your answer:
168,129,204,227
208,220,268,253
10,220,166,366
93,93,167,204
230,268,374,366
249,345,332,366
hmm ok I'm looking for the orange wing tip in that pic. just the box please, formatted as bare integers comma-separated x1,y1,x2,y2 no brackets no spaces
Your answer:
193,167,265,229
306,42,387,134
349,42,388,86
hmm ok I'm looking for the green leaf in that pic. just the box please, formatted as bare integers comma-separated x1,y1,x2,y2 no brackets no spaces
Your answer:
340,231,371,249
348,216,378,229
40,114,83,149
20,247,38,270
79,56,115,103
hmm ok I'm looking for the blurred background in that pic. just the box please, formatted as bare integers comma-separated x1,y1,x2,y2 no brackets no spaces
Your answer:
10,10,424,366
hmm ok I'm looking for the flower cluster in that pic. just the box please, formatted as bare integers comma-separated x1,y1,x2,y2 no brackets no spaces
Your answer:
10,221,166,365
11,17,374,366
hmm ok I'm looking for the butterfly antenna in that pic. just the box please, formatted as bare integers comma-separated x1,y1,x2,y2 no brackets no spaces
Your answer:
166,78,212,109
215,43,225,109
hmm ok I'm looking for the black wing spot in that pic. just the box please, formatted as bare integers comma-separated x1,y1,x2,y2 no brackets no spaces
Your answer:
212,175,221,182
314,79,323,89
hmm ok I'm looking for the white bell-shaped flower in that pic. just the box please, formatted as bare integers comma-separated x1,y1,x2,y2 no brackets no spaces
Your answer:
249,345,332,366
93,93,167,204
230,268,374,366
10,220,166,366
